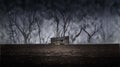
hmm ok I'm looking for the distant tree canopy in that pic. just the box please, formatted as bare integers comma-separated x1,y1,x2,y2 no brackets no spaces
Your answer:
0,0,120,44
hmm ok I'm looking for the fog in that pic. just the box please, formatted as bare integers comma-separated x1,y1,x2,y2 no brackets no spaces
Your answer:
0,0,120,44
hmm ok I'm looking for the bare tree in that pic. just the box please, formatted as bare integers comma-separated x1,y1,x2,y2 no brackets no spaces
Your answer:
0,1,19,44
81,16,102,43
68,28,82,43
61,13,72,37
46,0,74,37
14,10,37,44
100,22,115,43
48,10,61,37
35,14,44,44
4,11,18,44
7,18,16,43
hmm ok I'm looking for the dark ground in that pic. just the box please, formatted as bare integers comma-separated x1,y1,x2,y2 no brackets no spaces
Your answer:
0,44,120,67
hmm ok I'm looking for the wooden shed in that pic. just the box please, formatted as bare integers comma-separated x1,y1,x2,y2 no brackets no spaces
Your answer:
51,36,69,45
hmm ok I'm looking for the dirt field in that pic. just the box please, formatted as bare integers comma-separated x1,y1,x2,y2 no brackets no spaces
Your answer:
0,44,120,67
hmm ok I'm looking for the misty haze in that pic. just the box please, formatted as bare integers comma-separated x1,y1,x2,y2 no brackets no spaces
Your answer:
0,0,120,44
0,0,120,67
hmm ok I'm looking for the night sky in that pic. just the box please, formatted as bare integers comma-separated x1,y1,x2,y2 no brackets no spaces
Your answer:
0,0,120,44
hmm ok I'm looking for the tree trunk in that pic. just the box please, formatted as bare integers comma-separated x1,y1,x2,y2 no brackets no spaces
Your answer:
56,22,59,37
24,37,27,44
63,22,66,37
38,30,41,44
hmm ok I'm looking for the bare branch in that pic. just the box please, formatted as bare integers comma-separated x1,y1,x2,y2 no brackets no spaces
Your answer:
72,28,82,42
